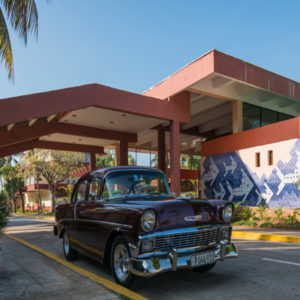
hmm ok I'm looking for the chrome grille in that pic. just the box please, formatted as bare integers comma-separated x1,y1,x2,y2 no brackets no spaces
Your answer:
154,228,221,252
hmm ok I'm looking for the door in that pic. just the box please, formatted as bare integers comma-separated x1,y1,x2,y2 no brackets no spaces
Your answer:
77,177,105,259
68,179,89,248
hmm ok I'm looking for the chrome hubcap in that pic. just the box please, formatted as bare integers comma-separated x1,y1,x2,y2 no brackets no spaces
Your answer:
114,244,130,282
64,231,70,255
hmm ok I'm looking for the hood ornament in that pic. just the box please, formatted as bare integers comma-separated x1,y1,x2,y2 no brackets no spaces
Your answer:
185,215,203,222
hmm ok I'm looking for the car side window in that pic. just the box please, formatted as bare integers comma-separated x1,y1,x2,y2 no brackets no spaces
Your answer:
88,178,101,201
75,180,88,202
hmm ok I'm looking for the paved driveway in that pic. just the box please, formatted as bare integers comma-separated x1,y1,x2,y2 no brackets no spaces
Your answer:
3,217,300,299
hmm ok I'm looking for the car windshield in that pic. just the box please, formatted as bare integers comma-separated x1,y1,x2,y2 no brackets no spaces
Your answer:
102,170,170,200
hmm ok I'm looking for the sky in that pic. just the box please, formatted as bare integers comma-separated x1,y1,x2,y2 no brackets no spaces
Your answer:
0,0,300,99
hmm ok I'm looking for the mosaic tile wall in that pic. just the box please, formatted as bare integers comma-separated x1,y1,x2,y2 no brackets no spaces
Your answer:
202,139,300,208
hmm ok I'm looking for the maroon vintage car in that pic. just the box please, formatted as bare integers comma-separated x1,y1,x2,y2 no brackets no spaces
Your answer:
54,166,238,287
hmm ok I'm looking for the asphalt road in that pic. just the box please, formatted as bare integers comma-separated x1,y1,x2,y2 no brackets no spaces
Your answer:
4,217,300,300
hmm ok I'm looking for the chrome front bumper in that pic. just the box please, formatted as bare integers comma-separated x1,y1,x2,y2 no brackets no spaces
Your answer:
129,242,238,277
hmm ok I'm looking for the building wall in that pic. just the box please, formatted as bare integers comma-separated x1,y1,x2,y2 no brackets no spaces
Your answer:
201,138,300,208
24,189,52,210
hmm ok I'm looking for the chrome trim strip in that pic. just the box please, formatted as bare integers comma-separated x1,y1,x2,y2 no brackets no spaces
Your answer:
138,225,230,240
58,218,133,229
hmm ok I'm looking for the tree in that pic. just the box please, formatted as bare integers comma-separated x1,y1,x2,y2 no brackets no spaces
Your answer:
0,159,25,213
150,155,158,167
96,150,115,167
0,190,9,237
128,153,136,166
0,0,39,79
21,150,84,213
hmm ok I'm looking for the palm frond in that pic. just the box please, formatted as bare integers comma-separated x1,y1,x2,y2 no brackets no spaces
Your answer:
0,8,13,79
1,0,38,45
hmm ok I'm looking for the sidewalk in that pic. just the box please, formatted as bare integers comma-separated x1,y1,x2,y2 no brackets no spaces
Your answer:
12,214,55,221
0,235,120,300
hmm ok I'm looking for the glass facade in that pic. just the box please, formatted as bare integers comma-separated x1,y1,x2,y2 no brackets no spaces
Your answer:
243,103,293,131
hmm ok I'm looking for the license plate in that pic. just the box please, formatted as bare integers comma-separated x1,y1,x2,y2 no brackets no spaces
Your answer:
190,251,215,267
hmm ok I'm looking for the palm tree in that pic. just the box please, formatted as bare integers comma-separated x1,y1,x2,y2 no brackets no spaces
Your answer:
0,0,38,79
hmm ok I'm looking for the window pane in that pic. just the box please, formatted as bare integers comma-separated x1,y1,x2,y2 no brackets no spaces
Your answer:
243,103,260,130
261,108,277,126
279,113,293,122
255,152,260,167
102,170,170,200
77,181,87,201
88,179,99,201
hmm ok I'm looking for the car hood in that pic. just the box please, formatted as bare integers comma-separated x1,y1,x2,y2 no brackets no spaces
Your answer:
125,198,221,231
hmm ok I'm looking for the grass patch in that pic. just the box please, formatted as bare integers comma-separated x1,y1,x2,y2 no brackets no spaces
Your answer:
233,220,246,226
260,221,274,228
243,220,257,227
233,220,257,227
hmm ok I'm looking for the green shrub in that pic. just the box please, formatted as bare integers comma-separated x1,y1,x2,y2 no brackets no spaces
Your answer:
0,191,10,233
284,211,299,225
244,220,257,227
260,221,274,228
232,202,243,222
242,206,252,221
233,219,257,227
233,220,245,226
275,207,283,221
258,205,267,221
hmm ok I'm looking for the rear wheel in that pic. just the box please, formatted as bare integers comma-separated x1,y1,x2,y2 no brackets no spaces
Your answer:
110,235,135,288
192,262,216,273
63,229,78,261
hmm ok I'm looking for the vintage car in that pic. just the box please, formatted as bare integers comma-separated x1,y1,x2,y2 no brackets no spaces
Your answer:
54,166,238,287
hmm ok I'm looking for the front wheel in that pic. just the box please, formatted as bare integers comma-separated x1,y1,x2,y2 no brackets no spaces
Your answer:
63,229,78,261
110,235,135,288
192,262,216,273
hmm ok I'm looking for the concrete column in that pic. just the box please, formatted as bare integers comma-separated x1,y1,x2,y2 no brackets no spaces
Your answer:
169,120,180,195
89,152,96,171
157,126,166,172
120,140,128,166
232,100,243,133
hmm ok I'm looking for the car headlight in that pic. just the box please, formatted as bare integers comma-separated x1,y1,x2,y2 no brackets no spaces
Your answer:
141,209,156,232
222,203,233,223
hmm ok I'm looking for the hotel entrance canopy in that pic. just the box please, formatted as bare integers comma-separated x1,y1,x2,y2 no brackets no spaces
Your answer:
0,83,190,193
1,49,300,194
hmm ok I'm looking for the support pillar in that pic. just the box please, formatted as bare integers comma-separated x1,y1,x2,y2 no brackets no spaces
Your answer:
89,152,96,171
232,101,243,133
157,126,166,172
120,140,128,166
169,120,180,195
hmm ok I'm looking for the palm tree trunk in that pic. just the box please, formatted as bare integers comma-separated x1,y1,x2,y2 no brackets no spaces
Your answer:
12,197,17,213
50,184,56,214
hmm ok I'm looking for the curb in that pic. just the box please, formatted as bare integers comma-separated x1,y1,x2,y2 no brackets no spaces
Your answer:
12,214,54,221
232,231,300,244
4,233,148,300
